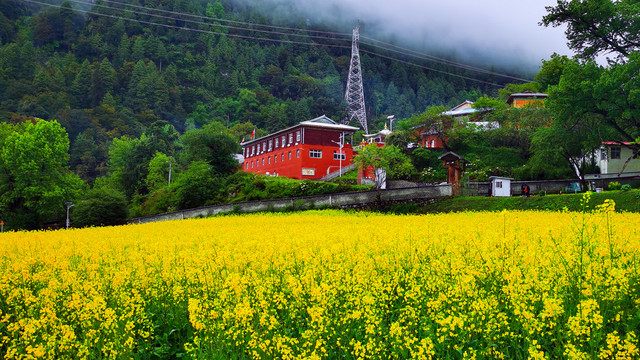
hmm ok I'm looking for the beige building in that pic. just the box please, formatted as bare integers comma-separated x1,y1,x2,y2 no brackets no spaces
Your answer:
599,142,640,175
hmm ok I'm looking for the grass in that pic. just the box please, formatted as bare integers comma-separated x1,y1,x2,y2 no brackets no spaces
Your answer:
381,190,640,214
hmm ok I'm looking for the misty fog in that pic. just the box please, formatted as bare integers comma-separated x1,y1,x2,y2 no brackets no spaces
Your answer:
234,0,571,76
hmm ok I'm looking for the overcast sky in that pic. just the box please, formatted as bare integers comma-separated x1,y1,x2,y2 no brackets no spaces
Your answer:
253,0,571,75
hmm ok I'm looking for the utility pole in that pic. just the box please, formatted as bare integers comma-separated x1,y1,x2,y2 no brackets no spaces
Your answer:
331,132,345,177
344,24,368,134
65,202,74,229
167,156,173,185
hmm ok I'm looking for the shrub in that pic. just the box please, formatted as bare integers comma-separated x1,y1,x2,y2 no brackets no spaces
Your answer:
72,187,128,227
139,188,177,216
608,181,621,191
174,161,223,209
621,184,632,191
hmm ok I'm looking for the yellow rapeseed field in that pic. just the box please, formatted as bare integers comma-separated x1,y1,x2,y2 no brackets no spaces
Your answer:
1,195,639,359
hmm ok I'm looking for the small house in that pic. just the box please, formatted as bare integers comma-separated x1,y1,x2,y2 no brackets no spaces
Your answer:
597,141,640,175
489,176,513,197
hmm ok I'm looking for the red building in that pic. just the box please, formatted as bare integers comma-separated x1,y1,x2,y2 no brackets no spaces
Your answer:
240,116,359,180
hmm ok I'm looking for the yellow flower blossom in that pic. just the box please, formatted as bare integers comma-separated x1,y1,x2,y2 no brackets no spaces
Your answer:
0,209,638,358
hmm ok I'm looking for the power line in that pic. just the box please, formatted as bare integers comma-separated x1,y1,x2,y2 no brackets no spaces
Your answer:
362,36,500,72
24,0,352,49
25,0,507,87
359,49,503,87
360,38,533,83
99,0,351,37
64,0,352,43
75,0,531,83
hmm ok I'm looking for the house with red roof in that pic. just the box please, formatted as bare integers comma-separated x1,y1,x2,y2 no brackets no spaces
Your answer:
597,141,640,176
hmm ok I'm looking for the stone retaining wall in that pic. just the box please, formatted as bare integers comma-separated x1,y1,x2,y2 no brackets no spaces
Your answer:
463,175,640,197
128,185,452,224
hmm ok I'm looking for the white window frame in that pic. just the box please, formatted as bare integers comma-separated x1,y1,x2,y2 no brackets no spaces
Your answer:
310,149,322,159
333,151,346,160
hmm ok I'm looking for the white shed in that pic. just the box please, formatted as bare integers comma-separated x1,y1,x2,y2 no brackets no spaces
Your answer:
489,176,513,197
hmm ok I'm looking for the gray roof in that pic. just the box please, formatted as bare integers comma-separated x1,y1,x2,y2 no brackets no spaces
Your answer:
240,115,358,146
443,108,481,117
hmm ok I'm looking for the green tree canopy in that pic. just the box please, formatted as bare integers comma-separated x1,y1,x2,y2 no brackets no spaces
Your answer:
536,53,571,92
173,160,223,209
71,186,128,227
541,0,640,61
353,144,415,180
0,119,83,229
180,122,241,175
547,56,640,143
146,152,173,193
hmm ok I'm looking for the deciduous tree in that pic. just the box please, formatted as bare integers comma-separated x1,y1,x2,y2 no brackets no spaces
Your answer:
353,144,415,180
541,0,640,62
0,120,84,229
180,122,241,175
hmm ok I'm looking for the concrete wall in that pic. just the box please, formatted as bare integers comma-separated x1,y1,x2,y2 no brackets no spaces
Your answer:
461,176,640,197
387,180,446,189
463,180,582,197
128,185,452,224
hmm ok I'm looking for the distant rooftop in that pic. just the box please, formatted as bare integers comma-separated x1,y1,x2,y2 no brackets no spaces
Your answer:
299,115,359,131
602,141,632,146
443,108,480,117
507,91,548,105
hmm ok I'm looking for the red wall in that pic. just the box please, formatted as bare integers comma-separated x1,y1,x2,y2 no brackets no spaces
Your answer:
242,143,354,180
421,134,446,148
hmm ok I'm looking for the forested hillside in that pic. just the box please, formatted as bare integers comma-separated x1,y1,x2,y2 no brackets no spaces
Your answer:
0,0,518,179
0,0,537,229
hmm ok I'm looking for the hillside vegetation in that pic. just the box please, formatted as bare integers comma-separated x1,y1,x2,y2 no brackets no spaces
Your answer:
0,0,524,229
2,0,639,229
0,0,503,181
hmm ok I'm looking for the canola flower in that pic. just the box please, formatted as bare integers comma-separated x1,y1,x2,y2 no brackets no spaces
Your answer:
0,198,639,359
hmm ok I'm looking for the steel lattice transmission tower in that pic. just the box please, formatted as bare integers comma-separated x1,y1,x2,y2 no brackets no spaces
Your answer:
344,24,368,134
